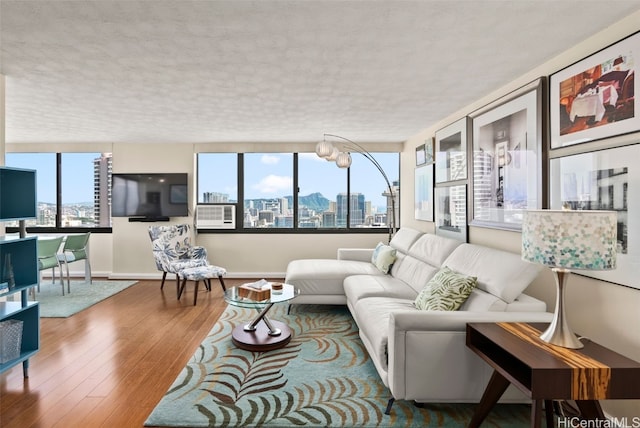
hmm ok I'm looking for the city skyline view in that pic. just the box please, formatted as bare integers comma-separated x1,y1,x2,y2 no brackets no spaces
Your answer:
198,152,399,212
5,151,400,229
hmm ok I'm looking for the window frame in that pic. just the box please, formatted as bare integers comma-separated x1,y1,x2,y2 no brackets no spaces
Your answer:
196,152,400,234
5,153,113,234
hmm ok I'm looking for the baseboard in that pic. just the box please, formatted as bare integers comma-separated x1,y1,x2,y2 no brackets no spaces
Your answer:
107,271,286,280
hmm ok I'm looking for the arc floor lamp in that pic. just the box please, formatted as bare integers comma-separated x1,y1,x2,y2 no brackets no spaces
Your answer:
315,133,397,243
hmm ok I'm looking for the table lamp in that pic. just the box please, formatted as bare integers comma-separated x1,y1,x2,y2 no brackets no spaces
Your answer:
521,209,617,349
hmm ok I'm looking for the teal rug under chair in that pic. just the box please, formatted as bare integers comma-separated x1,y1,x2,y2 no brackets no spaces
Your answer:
30,279,138,317
145,304,530,427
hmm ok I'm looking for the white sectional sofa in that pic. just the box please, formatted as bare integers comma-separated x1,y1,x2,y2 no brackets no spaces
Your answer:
284,227,553,409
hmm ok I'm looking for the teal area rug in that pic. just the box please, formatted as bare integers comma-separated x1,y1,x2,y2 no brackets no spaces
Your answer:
31,280,138,317
145,304,530,427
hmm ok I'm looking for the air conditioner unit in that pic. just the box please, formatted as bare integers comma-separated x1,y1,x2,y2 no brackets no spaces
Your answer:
196,205,236,229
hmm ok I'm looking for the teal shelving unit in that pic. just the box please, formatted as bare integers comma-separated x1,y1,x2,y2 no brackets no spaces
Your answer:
0,166,39,378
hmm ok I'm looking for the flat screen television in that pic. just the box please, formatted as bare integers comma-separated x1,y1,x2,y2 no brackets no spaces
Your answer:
111,173,189,220
0,167,37,221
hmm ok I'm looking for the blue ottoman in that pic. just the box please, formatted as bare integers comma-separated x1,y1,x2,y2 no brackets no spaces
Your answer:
178,265,227,305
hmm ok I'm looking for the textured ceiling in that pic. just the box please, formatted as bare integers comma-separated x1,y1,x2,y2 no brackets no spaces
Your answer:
1,0,639,145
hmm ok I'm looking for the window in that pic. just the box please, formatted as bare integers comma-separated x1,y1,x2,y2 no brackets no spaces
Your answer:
297,153,346,228
197,153,238,203
243,153,293,229
348,152,399,230
5,153,56,227
5,152,112,229
196,151,400,232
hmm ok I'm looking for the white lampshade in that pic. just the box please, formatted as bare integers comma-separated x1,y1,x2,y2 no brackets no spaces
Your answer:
336,152,352,168
326,146,339,162
315,140,334,158
521,210,617,270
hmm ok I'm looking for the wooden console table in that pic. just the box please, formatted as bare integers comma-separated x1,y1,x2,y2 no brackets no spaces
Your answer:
466,322,640,428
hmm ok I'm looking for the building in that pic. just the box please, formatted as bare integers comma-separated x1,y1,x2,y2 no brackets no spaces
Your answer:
93,152,112,227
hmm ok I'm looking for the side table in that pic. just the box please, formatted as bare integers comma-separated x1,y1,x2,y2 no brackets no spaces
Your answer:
466,322,640,428
225,283,299,352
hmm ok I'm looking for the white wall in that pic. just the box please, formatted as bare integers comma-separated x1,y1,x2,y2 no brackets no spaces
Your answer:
1,74,4,165
401,11,640,418
108,141,397,279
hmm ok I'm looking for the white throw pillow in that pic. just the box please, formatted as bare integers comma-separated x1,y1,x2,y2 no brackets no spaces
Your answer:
371,242,397,274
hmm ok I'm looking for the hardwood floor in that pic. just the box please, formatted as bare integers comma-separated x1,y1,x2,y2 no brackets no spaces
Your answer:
0,278,270,428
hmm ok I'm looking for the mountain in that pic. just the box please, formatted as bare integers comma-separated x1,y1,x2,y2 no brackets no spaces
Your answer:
286,192,330,212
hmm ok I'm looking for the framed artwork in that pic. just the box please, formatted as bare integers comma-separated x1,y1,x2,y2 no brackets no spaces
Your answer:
416,144,426,166
549,143,639,289
415,164,434,221
470,78,544,230
550,31,639,149
425,137,434,164
435,118,468,183
434,184,467,242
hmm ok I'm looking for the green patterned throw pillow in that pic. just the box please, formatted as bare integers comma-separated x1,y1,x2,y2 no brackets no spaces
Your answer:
414,266,477,311
371,242,397,274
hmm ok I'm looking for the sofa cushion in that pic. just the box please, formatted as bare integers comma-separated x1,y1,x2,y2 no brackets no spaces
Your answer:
371,242,397,273
344,274,418,304
390,253,441,294
414,266,477,311
352,297,416,372
406,233,463,268
284,259,382,296
389,227,423,254
458,288,507,311
442,243,542,304
390,233,462,294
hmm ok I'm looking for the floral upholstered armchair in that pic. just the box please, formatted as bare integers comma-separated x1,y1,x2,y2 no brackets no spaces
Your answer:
148,224,209,291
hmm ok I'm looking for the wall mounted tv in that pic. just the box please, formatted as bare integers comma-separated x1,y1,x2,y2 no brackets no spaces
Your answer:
0,166,37,221
111,173,189,221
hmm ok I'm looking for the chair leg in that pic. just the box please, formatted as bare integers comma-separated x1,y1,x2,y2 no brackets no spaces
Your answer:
178,278,187,300
160,272,167,289
204,278,211,292
176,274,181,299
218,275,227,292
85,259,92,284
59,261,71,296
193,280,199,306
65,262,71,294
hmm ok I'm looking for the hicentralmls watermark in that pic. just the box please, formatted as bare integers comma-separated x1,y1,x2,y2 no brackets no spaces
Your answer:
558,417,640,428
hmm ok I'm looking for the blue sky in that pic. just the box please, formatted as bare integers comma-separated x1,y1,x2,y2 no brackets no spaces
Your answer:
7,152,399,209
199,152,399,209
6,153,98,204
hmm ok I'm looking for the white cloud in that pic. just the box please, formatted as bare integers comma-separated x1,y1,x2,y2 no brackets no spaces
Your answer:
261,154,280,165
253,175,292,194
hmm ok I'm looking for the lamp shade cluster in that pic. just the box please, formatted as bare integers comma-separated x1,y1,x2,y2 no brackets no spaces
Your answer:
521,210,617,271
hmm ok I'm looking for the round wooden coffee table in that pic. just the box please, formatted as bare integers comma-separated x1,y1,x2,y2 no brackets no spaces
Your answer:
224,282,299,351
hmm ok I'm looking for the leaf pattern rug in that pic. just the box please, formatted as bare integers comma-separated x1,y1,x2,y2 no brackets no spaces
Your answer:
145,304,530,427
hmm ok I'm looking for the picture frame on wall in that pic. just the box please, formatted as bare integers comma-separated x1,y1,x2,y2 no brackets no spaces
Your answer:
550,31,639,149
435,117,468,183
415,164,434,221
425,137,434,164
416,144,426,166
434,184,467,242
470,78,544,231
549,143,639,289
